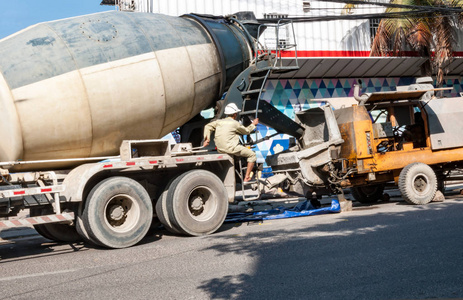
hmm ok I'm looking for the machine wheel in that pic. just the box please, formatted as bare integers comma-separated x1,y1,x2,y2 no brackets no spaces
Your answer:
30,207,82,243
399,162,437,205
82,177,153,249
165,170,228,236
437,179,446,194
155,180,181,234
350,184,384,204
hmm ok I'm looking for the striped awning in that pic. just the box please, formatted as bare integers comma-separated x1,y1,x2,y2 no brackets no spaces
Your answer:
271,57,463,79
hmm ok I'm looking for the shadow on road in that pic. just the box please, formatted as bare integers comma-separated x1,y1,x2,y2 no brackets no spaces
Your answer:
0,228,166,263
198,199,463,299
0,238,90,263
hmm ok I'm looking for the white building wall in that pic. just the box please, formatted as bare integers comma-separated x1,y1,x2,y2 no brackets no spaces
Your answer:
130,0,385,53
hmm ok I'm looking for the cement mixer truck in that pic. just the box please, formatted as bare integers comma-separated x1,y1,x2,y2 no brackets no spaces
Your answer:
0,10,302,248
2,10,462,249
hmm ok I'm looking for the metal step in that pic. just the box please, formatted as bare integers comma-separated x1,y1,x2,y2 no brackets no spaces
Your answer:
250,65,299,76
250,67,273,76
271,66,300,74
240,109,262,116
242,89,265,96
249,75,267,80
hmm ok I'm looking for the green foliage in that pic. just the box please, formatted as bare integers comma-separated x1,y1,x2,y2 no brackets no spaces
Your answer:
368,0,463,85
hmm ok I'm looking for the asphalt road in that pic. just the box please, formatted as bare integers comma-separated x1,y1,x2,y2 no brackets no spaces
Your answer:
1,187,463,300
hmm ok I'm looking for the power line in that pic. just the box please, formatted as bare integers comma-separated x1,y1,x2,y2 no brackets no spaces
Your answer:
316,0,463,13
258,9,457,22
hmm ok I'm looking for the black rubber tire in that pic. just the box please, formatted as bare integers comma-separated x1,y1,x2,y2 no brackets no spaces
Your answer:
76,209,104,247
82,177,153,249
155,180,182,234
165,170,228,236
350,184,384,204
437,179,446,194
33,224,55,241
399,162,437,205
30,207,56,241
30,207,82,243
39,223,82,243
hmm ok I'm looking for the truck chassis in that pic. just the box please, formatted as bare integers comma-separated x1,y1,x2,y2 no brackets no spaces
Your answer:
0,140,236,248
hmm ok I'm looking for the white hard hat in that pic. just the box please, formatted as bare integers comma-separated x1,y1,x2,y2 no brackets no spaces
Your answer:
224,103,240,115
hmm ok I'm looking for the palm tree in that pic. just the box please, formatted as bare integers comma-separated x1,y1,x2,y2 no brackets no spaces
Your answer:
369,0,463,86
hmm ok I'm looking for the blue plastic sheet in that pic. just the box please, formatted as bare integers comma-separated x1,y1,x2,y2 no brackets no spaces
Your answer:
225,199,341,223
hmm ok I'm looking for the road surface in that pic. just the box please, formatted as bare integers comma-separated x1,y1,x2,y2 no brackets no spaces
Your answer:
1,186,463,300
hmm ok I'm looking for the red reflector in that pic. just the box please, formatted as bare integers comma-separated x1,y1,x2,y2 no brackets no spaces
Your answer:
149,161,158,164
41,188,52,193
12,220,22,226
103,164,113,168
14,191,26,195
126,162,136,166
218,156,223,159
197,157,204,160
176,159,184,162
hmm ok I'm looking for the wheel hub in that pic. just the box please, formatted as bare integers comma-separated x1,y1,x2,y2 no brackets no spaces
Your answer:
189,190,209,217
104,194,139,232
109,205,125,221
190,196,204,211
414,176,427,192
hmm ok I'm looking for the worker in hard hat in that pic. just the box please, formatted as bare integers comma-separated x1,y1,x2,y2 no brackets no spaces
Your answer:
203,103,259,182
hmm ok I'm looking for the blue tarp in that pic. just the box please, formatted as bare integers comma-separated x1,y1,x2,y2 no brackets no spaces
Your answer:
225,200,341,223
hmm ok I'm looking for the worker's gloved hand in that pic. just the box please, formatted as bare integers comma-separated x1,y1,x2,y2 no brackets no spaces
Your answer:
252,118,259,126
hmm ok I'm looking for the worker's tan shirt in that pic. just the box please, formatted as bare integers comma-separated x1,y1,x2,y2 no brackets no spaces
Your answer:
204,117,256,152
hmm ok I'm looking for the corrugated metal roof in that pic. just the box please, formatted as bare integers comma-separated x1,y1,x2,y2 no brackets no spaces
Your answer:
270,57,463,79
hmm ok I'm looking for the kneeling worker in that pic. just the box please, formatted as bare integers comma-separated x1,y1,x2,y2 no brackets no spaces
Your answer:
203,103,259,182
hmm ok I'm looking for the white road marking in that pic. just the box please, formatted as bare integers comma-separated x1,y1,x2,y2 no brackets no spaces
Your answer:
0,269,80,282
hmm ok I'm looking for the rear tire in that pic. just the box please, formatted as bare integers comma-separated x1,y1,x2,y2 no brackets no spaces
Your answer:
39,223,82,243
82,177,153,249
30,207,81,243
76,203,104,247
155,180,181,234
33,224,55,241
399,162,437,205
350,184,384,204
166,170,228,236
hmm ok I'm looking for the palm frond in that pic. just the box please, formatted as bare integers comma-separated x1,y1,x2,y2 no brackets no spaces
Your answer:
407,21,433,55
371,21,390,56
369,0,462,84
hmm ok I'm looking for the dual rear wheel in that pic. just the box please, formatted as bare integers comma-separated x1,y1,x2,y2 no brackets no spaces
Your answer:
156,170,229,236
33,171,228,249
80,177,153,249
